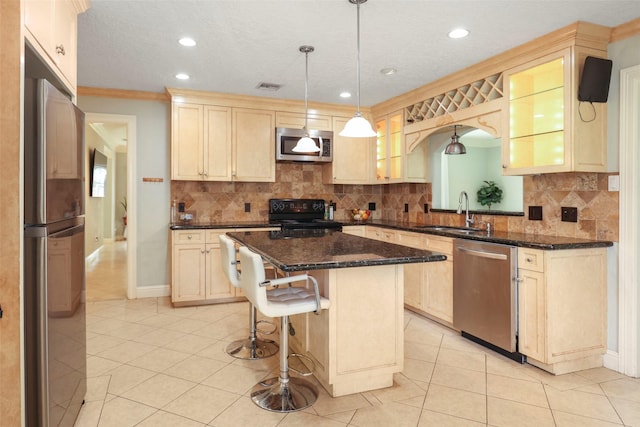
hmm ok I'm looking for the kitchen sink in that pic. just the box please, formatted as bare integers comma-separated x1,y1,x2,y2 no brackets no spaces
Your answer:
415,225,483,234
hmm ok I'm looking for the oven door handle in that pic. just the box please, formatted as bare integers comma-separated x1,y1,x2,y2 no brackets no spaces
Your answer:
457,246,508,261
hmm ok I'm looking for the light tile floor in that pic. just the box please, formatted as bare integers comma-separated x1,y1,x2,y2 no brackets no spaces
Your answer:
86,240,128,301
77,244,640,426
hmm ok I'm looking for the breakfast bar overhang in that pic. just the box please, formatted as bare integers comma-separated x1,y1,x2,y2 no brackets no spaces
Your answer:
227,229,446,397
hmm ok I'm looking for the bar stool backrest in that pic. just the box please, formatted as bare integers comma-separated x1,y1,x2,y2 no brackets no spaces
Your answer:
238,246,269,313
219,234,240,288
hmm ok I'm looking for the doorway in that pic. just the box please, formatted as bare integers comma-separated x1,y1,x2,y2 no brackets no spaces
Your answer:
84,113,137,301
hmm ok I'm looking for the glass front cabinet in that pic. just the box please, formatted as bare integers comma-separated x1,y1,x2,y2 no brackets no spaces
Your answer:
502,47,607,175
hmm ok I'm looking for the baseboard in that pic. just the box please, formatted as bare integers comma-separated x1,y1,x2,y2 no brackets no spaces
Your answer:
135,284,171,299
603,349,620,372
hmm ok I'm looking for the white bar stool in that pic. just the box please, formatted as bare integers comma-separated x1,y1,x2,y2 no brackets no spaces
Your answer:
219,235,279,360
238,246,330,412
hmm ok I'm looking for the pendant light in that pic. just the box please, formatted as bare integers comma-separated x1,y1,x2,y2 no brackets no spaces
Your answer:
444,125,467,155
292,46,321,153
339,0,377,138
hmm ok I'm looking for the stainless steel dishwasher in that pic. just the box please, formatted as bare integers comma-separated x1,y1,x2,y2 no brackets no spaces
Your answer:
453,238,524,363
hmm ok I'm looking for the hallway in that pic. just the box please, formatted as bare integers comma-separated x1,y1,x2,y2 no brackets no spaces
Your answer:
86,240,128,301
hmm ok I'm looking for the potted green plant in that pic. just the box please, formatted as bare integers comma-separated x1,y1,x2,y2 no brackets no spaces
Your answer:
477,181,503,210
121,196,127,226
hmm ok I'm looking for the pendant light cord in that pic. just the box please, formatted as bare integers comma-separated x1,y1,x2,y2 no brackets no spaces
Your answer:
355,0,362,114
304,49,309,132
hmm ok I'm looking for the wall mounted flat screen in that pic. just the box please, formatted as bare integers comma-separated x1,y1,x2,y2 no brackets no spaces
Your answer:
90,148,107,197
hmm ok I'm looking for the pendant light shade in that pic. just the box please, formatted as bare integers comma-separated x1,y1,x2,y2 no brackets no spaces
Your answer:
340,0,376,138
292,45,321,153
444,125,467,155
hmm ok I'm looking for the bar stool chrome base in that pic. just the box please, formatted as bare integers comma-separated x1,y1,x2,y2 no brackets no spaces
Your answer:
226,338,278,360
250,377,319,412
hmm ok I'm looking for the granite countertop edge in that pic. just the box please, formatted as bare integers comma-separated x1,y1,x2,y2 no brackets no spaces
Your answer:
169,220,613,250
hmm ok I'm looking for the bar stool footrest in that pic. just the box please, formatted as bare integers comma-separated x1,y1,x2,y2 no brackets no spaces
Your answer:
288,353,315,377
255,319,277,335
225,338,278,360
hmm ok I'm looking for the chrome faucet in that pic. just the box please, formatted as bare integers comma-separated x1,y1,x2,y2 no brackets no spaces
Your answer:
457,191,475,228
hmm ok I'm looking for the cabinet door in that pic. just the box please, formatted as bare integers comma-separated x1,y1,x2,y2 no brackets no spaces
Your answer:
233,108,275,182
323,117,373,184
341,225,366,237
52,0,78,86
517,268,546,362
275,112,332,131
172,243,206,302
172,103,204,180
503,51,571,174
423,260,453,324
25,1,54,54
404,264,423,310
205,243,235,300
203,106,232,180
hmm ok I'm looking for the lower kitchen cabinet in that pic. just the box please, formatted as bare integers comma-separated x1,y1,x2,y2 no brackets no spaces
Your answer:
517,247,607,374
397,231,453,326
171,227,278,305
341,225,366,237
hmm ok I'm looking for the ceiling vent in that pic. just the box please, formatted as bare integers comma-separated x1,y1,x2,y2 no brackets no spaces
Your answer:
256,82,282,91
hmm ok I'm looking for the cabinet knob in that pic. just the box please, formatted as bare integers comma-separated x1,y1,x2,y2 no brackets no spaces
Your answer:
56,44,66,56
502,164,507,169
526,257,533,262
201,250,205,254
187,235,192,240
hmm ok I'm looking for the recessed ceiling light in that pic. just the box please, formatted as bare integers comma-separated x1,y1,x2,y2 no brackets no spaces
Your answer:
448,28,469,39
380,67,397,76
178,37,196,47
340,92,352,98
175,73,190,80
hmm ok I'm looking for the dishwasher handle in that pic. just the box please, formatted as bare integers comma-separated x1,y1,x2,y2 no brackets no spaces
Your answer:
457,246,508,261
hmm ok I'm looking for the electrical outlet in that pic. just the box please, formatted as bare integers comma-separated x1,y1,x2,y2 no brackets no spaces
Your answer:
178,202,185,213
368,202,376,211
561,206,578,222
404,203,409,213
529,205,543,221
424,203,429,213
244,202,251,213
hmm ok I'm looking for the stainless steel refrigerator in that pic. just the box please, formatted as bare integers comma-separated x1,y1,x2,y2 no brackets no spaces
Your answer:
24,78,87,427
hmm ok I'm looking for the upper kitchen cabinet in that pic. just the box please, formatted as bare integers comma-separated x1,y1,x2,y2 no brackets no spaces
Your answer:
24,0,90,93
375,112,403,183
170,98,275,182
171,103,233,181
375,111,428,184
502,47,608,175
233,108,275,182
322,116,374,184
275,112,332,131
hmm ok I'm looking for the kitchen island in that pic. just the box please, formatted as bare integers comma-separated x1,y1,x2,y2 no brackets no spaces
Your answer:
227,229,446,397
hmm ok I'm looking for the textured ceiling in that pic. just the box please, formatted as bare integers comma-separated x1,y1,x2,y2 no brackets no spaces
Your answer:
77,0,639,108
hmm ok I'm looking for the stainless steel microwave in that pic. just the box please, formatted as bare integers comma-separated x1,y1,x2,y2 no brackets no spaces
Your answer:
275,127,333,162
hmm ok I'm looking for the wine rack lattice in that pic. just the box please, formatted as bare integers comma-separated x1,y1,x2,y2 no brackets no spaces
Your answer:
405,73,503,124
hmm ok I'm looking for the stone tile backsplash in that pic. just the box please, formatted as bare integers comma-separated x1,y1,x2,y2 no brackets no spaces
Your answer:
171,164,619,242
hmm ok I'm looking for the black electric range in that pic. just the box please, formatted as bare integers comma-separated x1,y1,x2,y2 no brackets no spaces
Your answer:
268,198,343,231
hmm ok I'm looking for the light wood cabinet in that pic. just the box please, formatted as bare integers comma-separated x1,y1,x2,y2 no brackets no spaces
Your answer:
171,104,274,182
322,117,374,184
503,47,607,175
341,225,366,237
171,228,278,305
171,103,233,180
396,231,453,325
233,108,276,182
275,112,332,131
365,226,396,242
517,247,607,374
375,111,403,183
24,0,88,91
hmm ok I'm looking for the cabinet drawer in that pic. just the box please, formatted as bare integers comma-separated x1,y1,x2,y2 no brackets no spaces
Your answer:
173,230,205,243
518,248,544,272
424,235,453,255
396,231,425,249
206,229,227,244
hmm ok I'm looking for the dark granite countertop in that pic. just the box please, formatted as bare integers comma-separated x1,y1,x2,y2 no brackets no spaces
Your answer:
170,220,277,230
351,220,613,250
169,219,613,250
226,229,447,272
